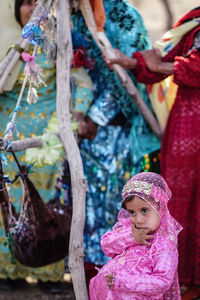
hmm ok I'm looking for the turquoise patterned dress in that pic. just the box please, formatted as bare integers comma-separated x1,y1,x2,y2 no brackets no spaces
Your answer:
72,0,160,265
0,48,64,281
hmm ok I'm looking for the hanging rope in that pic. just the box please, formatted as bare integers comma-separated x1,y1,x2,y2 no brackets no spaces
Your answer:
4,45,38,141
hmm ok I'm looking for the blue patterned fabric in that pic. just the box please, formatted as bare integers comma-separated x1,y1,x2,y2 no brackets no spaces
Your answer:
72,0,160,265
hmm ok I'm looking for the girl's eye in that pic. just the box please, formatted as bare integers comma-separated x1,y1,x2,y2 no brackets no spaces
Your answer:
142,208,148,215
128,210,135,216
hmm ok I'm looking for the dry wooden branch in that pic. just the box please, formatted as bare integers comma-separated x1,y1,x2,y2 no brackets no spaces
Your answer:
0,137,42,152
0,0,53,90
56,1,88,299
80,0,163,138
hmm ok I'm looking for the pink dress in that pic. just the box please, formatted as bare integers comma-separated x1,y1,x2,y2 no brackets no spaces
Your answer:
89,217,181,300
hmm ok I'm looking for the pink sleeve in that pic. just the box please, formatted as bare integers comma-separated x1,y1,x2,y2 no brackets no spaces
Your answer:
114,249,178,296
173,49,200,88
101,220,137,258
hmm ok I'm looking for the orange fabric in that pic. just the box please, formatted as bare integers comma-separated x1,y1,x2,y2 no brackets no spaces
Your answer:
90,0,106,31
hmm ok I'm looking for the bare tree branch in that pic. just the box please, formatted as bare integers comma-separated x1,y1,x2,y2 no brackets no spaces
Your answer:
56,1,88,299
0,137,42,152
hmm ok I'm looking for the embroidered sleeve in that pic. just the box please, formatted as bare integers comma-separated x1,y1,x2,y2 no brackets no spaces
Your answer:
100,221,137,258
173,49,200,88
113,249,178,296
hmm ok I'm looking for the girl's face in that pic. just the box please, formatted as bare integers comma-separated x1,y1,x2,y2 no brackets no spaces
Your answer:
125,196,160,232
20,0,36,27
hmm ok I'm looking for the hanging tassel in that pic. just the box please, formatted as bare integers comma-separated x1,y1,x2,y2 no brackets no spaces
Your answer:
22,23,44,46
4,121,19,139
22,52,46,88
27,84,39,104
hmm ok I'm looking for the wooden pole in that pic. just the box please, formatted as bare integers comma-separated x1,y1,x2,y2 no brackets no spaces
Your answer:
80,0,163,138
0,137,42,152
56,1,88,299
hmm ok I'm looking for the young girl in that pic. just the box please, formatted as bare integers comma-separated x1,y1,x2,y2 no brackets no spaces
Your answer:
89,172,182,299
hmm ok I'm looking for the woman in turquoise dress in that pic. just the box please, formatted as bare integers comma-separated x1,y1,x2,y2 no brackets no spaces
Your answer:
72,0,161,282
0,0,64,293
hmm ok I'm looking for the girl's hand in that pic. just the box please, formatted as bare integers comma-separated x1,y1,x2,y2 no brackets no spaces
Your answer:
140,48,163,73
131,223,153,247
105,273,114,289
103,49,137,70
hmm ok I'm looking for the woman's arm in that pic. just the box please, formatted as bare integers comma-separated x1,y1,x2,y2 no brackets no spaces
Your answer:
140,48,174,75
104,48,173,84
104,49,137,70
73,112,98,140
131,51,171,84
134,47,200,88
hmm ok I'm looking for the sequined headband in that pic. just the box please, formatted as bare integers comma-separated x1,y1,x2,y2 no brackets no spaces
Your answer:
122,180,153,198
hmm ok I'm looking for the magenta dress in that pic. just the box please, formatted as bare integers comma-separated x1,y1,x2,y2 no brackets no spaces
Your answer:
89,217,180,300
89,172,182,300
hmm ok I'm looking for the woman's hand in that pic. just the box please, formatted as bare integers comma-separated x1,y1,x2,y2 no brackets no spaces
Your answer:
140,48,163,73
103,49,137,70
73,112,98,140
105,273,115,289
131,223,153,247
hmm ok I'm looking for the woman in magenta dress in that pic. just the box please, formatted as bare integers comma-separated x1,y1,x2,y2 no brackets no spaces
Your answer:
104,7,200,289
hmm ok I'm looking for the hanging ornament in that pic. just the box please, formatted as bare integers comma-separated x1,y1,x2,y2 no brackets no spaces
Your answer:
4,121,19,140
22,52,46,88
22,23,44,46
27,84,38,104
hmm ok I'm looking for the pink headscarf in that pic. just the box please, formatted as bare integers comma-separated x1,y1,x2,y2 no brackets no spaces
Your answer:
118,172,182,247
